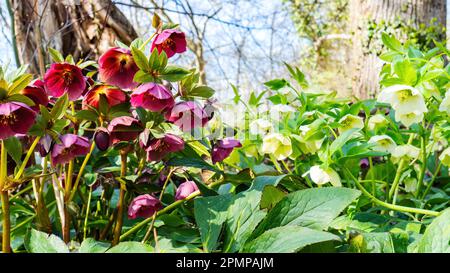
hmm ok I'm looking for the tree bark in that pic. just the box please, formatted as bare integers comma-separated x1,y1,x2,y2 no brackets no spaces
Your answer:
349,0,447,99
9,0,138,76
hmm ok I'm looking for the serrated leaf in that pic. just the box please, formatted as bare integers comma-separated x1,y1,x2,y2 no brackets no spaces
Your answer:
24,229,69,253
79,238,110,253
417,208,450,253
131,46,150,72
48,48,64,63
160,66,190,82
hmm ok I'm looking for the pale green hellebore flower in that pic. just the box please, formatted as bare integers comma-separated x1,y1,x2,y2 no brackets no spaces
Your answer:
368,114,388,131
368,135,397,154
439,147,450,167
261,133,292,160
249,119,273,136
338,114,364,134
391,144,420,164
306,165,342,187
439,91,450,115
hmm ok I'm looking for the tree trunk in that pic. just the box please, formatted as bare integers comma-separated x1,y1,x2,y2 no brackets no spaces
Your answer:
349,0,447,99
9,0,138,76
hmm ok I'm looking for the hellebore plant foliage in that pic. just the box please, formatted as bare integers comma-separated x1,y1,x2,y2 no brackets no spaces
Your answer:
0,16,449,254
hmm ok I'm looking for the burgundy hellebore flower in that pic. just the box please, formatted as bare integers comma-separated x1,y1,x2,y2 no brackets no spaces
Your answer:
211,138,242,164
44,63,86,101
98,47,139,89
151,29,187,58
175,181,199,201
145,134,185,162
130,83,174,112
107,116,143,144
51,134,90,166
128,194,162,219
83,85,127,109
165,101,209,132
0,102,36,140
20,80,49,111
94,127,111,151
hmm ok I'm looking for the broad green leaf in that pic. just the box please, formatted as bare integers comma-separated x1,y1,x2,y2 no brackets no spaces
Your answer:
6,94,35,106
260,185,286,210
381,32,404,52
349,232,395,253
264,79,287,90
106,242,153,253
48,48,64,63
243,226,340,253
187,85,215,98
7,73,33,95
417,209,450,253
131,46,150,72
79,238,110,253
74,109,99,122
252,188,361,238
50,93,69,119
223,190,267,253
329,128,359,156
24,229,69,253
156,237,202,253
160,66,190,82
4,137,22,165
194,194,233,252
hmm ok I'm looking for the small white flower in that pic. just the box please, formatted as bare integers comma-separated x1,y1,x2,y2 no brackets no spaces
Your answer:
368,114,388,131
249,119,273,136
338,114,364,133
394,110,424,127
378,85,427,114
439,147,450,167
306,165,342,187
439,91,450,114
368,135,397,153
403,177,417,193
391,144,420,164
295,125,325,154
261,133,292,160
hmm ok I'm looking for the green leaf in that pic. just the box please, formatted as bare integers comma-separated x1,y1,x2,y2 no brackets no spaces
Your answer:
264,79,287,90
260,185,286,210
417,208,450,253
51,119,71,133
223,190,267,253
7,73,33,95
252,188,361,238
24,229,69,253
50,93,69,119
131,46,150,72
329,128,359,156
243,226,340,253
381,32,404,52
160,66,190,82
48,48,64,63
349,232,395,253
187,85,215,98
74,109,99,122
194,194,233,251
166,157,221,173
133,70,155,83
148,48,160,70
6,94,35,106
4,137,22,165
79,238,110,253
106,242,154,253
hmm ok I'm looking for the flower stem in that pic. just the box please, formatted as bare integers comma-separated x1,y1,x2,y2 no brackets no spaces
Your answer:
344,167,440,217
83,186,93,240
388,134,414,202
14,136,41,181
415,136,427,197
141,168,175,243
421,161,442,199
138,33,157,51
1,140,11,253
112,151,128,246
68,142,96,202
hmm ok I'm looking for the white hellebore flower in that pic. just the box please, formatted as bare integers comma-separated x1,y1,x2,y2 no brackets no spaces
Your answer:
249,119,273,136
368,114,388,131
368,135,397,153
296,125,325,154
439,91,450,114
338,114,364,134
391,144,420,164
439,147,450,167
261,133,292,160
378,85,427,127
306,165,342,187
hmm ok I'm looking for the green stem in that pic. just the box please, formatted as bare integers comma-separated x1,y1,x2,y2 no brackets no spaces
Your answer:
421,161,442,199
68,142,96,202
120,179,227,241
388,134,414,202
14,136,41,181
269,154,283,173
344,167,440,217
138,32,157,51
415,136,427,197
112,151,128,246
83,186,93,240
1,140,11,253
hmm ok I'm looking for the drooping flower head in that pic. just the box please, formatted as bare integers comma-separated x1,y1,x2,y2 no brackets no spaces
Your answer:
145,134,185,162
306,165,342,187
211,138,242,164
261,133,292,161
0,102,36,140
107,116,143,144
38,134,53,157
130,83,174,112
391,144,420,164
83,85,127,109
368,114,388,131
51,134,90,166
99,47,139,89
94,127,111,151
151,29,187,58
338,114,364,134
20,80,49,111
44,63,86,101
368,135,397,154
175,181,199,201
128,194,162,219
165,101,209,132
